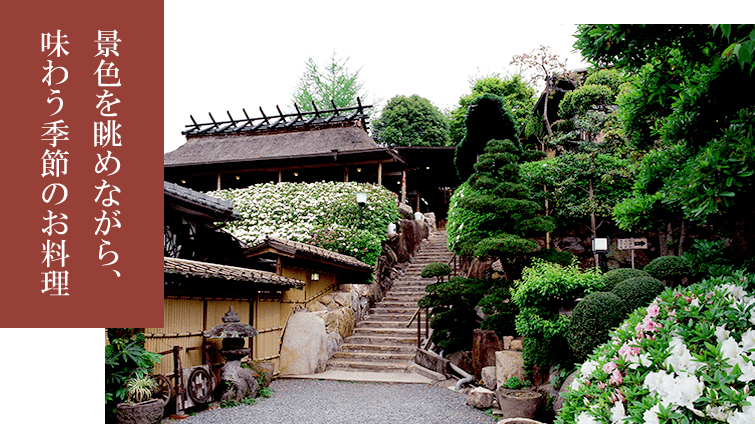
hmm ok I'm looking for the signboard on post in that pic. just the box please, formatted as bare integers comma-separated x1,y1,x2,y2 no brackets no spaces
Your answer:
617,238,648,250
617,238,648,269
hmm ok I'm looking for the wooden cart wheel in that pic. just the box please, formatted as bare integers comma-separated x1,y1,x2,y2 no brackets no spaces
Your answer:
152,374,173,403
187,367,213,404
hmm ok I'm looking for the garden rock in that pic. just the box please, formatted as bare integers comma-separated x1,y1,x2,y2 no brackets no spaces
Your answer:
496,350,525,389
333,291,352,308
554,370,579,413
220,359,260,402
482,366,497,390
496,419,547,424
279,312,328,375
308,301,327,312
320,294,334,305
466,386,496,409
472,329,503,378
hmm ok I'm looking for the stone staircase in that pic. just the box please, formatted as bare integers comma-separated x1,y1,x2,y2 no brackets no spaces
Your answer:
326,229,454,376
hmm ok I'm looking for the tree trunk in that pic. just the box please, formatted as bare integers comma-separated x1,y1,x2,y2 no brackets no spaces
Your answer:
589,178,599,267
678,219,687,256
659,222,673,257
543,86,553,136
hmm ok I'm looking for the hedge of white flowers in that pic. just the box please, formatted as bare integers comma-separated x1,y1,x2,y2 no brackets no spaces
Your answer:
557,271,755,424
208,182,401,266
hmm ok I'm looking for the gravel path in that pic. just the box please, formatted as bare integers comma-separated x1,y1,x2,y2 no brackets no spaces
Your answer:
177,379,495,424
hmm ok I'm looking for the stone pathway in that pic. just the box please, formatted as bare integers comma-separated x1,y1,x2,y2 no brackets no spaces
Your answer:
323,229,454,379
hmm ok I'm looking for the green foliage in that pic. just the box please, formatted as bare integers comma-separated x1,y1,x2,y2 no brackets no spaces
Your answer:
601,267,651,291
567,291,628,361
532,249,575,267
559,84,614,118
682,239,738,279
420,262,451,279
124,375,158,404
513,259,604,311
513,259,604,371
478,278,518,338
447,138,554,259
501,376,531,390
521,153,635,228
643,256,691,282
372,94,451,147
610,276,665,314
419,276,489,353
105,329,162,423
291,52,366,112
448,73,536,144
454,94,520,181
575,25,755,225
258,386,274,399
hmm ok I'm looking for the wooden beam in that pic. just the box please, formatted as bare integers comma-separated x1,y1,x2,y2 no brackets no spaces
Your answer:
401,171,407,205
377,163,382,186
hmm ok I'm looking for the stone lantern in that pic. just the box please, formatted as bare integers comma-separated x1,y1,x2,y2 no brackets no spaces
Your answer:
204,306,260,402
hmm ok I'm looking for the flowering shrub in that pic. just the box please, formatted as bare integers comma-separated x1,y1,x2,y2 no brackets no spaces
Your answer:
208,182,400,266
556,271,755,424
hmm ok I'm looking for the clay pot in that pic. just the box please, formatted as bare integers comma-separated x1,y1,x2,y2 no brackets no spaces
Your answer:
495,388,543,420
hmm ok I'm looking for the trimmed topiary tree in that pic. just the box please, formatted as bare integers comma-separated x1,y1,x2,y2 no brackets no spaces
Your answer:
644,255,691,284
611,276,665,314
568,292,627,361
601,268,651,291
420,262,451,283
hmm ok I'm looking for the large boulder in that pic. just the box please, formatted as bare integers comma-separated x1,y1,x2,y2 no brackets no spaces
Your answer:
473,329,503,378
481,366,497,390
279,312,329,375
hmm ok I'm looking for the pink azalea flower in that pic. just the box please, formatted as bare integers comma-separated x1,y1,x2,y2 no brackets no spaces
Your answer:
610,369,623,386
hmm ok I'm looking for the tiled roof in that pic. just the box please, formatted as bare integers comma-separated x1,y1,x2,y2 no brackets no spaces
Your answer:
164,257,304,287
164,181,240,221
247,236,373,273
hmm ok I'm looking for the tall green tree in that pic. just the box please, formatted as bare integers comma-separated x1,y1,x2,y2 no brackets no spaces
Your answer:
575,24,755,260
448,138,555,272
291,52,366,111
448,74,536,144
371,94,451,147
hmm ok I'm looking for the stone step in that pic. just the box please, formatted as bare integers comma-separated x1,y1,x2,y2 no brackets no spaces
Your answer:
354,320,412,329
344,334,417,346
361,314,417,323
326,360,415,373
331,351,415,362
352,327,418,336
338,343,416,354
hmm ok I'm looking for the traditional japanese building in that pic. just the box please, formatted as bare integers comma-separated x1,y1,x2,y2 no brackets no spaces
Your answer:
152,182,372,379
164,101,459,221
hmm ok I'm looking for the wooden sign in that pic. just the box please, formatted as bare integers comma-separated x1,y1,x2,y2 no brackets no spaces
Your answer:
617,238,648,250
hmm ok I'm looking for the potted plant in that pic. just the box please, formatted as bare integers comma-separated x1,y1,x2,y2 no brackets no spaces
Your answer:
115,374,166,424
495,377,542,420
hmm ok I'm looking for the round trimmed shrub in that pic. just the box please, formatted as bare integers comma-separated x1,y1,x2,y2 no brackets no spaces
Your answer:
611,276,665,313
643,255,691,282
420,262,451,279
568,292,627,361
600,268,651,291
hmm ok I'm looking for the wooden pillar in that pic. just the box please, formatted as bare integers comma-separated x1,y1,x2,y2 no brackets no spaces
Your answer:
400,171,407,205
344,166,349,182
416,192,421,212
377,163,383,186
278,170,282,183
217,174,221,191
